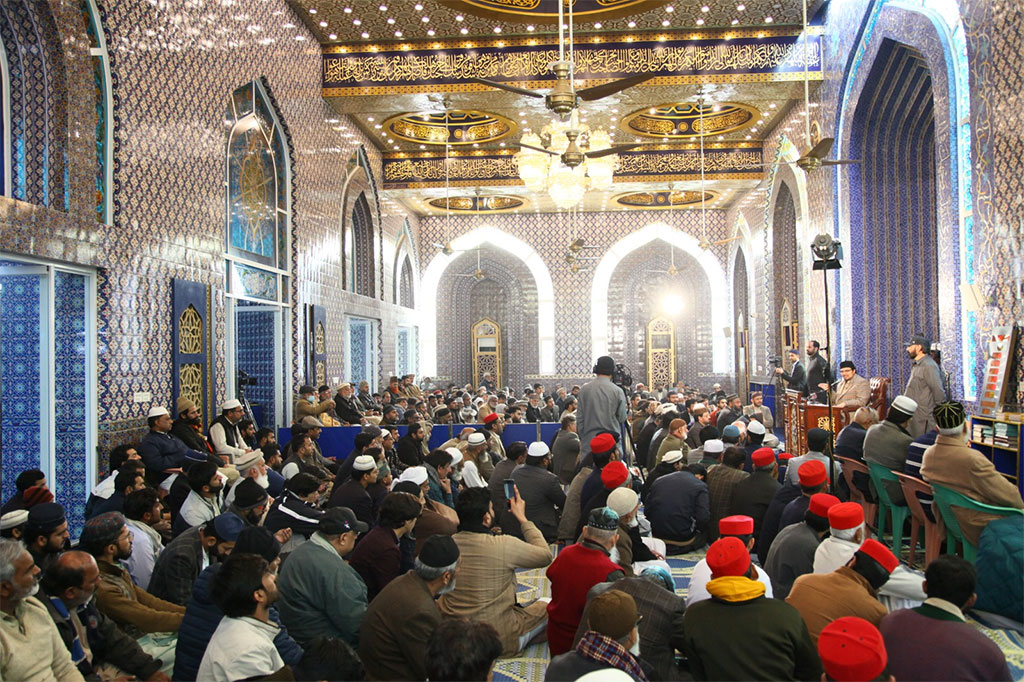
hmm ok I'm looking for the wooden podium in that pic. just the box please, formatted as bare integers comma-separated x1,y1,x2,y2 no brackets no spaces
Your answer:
782,390,853,457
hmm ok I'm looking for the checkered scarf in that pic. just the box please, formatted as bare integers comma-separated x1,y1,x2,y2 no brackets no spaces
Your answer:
575,630,648,681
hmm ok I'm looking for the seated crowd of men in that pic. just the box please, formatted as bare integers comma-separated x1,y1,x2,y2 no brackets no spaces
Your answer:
0,371,1018,681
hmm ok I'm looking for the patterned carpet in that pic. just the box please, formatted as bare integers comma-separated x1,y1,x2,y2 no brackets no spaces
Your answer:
492,548,1024,682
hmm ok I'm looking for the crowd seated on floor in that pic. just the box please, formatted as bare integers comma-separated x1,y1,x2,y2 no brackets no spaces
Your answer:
0,363,1019,681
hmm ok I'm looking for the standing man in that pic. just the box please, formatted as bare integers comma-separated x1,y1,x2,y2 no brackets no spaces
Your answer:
904,334,947,437
578,356,628,465
510,442,566,543
551,414,581,485
775,348,807,395
804,341,830,402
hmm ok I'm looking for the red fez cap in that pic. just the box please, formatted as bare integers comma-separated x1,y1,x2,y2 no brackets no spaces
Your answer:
778,452,794,461
483,412,499,424
706,536,751,578
857,538,899,573
23,485,55,508
590,433,616,455
808,493,841,518
601,461,629,490
718,515,754,537
798,459,828,487
818,617,888,682
751,447,776,467
828,502,865,530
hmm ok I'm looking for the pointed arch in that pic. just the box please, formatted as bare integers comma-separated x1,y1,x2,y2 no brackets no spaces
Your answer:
419,225,555,376
591,222,732,373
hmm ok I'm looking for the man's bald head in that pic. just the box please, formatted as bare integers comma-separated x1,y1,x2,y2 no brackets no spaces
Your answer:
42,550,100,608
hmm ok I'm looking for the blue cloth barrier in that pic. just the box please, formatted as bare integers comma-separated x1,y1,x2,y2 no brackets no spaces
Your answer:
278,427,362,461
539,422,562,447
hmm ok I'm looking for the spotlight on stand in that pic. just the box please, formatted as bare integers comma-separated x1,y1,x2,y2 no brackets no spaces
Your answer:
810,232,842,492
811,233,843,270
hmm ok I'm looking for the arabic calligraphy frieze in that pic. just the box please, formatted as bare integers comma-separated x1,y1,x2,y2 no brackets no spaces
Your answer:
323,36,822,93
382,147,763,187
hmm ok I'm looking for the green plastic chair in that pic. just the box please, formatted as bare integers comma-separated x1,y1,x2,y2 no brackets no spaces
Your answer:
929,482,1024,562
866,461,910,555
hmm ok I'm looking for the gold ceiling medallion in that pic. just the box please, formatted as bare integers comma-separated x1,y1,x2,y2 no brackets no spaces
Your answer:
382,110,515,146
437,0,669,23
427,195,526,212
621,102,758,139
614,190,718,208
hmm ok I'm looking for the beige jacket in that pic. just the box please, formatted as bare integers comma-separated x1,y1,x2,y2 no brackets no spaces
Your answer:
833,374,872,408
438,521,552,654
921,434,1024,545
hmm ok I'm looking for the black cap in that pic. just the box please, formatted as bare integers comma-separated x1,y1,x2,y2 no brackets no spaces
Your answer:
26,502,66,532
418,535,460,568
320,507,368,534
934,401,966,430
905,334,931,352
839,360,856,370
234,526,280,562
233,479,269,510
299,385,316,395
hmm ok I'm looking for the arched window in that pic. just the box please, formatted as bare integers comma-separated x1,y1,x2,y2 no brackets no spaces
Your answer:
82,0,113,224
398,256,414,308
0,0,69,208
224,79,292,429
350,192,374,297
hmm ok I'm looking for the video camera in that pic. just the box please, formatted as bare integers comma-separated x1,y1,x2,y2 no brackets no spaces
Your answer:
237,369,258,387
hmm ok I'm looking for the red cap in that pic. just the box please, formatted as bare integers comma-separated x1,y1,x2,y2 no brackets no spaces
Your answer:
857,538,899,574
601,461,629,490
828,502,865,530
808,493,841,518
706,536,751,578
798,460,828,487
751,447,776,467
590,433,616,455
23,486,55,508
818,617,888,682
778,452,794,462
483,412,499,424
718,515,754,537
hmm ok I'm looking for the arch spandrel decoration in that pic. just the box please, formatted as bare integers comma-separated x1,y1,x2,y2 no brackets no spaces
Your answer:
646,316,675,388
178,305,203,355
472,318,502,389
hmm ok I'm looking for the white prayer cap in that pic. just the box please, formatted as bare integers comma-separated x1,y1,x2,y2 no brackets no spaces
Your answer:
467,433,486,446
527,442,550,458
661,450,684,464
445,448,464,465
658,403,677,415
703,439,725,454
892,395,919,415
222,399,242,410
353,455,376,472
147,406,169,418
607,487,639,517
398,466,428,486
747,420,766,435
0,510,29,530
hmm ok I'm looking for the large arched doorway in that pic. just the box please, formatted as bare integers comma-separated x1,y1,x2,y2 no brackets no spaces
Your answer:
435,245,539,389
848,39,939,389
772,181,799,369
606,242,713,388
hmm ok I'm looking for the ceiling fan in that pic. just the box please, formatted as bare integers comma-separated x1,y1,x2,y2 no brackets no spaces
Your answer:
469,0,654,118
646,183,684,275
452,245,487,281
519,109,649,169
760,0,858,173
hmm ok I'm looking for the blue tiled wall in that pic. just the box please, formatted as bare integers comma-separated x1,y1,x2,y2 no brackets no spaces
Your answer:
54,271,89,536
0,273,42,507
235,306,277,428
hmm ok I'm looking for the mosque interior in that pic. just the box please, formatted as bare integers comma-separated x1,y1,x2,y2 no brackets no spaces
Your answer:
0,0,1022,541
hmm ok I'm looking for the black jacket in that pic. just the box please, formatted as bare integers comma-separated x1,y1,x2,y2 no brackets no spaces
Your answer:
264,491,324,539
756,482,802,560
147,525,210,606
395,434,424,467
730,470,781,556
780,361,808,394
333,394,365,424
806,354,830,400
171,419,214,456
43,589,162,680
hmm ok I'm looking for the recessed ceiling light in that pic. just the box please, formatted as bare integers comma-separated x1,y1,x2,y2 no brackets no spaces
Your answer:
394,30,402,36
295,35,305,40
701,5,710,11
731,18,739,24
328,33,336,39
527,24,535,31
308,8,316,13
666,5,674,11
455,14,463,21
414,3,423,9
594,22,602,28
283,23,295,28
769,102,777,108
493,26,502,33
375,123,382,128
361,31,369,38
737,3,746,10
319,21,327,27
422,16,429,22
393,145,399,150
627,20,636,27
353,18,360,25
460,27,468,34
662,19,670,26
386,17,394,24
427,29,435,35
696,18,705,24
367,116,375,121
378,4,386,10
765,15,774,22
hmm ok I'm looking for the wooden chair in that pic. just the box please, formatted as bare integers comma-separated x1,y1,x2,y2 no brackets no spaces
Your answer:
868,377,890,422
835,456,877,531
930,483,1024,562
866,461,911,555
895,472,941,568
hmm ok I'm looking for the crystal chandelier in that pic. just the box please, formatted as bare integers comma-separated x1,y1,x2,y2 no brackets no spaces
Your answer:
515,118,619,210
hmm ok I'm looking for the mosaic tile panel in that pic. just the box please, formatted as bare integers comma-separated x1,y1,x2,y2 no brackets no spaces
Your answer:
771,181,800,357
53,271,89,536
0,272,41,506
235,304,279,429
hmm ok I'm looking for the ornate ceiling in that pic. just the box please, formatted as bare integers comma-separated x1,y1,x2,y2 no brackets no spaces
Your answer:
293,0,822,215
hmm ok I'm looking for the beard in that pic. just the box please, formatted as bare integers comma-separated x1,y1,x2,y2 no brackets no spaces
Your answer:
628,634,641,657
188,416,202,426
906,349,917,359
116,544,133,562
255,473,270,489
609,545,621,565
